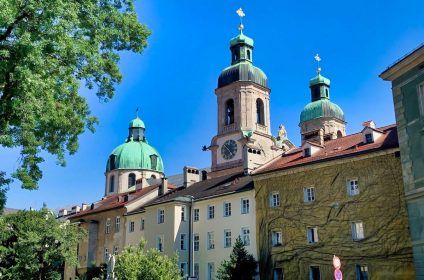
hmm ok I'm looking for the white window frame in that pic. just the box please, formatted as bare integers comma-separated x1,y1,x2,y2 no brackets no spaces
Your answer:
224,202,232,217
194,233,200,251
194,208,200,222
365,133,374,143
113,246,118,255
418,83,424,116
352,222,365,240
303,187,316,202
241,198,250,214
272,231,282,246
157,235,164,252
180,233,187,250
158,209,165,224
224,229,232,248
270,191,280,208
347,179,359,196
194,263,199,277
105,218,111,234
208,262,215,280
307,227,318,244
129,221,135,232
207,231,215,250
241,227,250,246
115,216,120,232
208,205,215,219
181,206,186,222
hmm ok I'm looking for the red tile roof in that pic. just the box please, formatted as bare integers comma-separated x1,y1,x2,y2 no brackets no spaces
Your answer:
69,184,162,218
254,124,398,175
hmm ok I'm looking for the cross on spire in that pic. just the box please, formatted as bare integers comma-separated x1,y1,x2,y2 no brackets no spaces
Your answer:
314,54,322,74
236,8,245,33
136,107,139,118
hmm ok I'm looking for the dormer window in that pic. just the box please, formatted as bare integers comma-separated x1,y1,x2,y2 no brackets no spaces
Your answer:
365,133,374,144
304,148,311,157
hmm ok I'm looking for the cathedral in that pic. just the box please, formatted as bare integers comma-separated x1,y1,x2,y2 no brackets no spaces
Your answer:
63,10,415,280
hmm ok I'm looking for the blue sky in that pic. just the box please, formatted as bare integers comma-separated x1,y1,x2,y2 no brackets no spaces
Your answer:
3,0,424,211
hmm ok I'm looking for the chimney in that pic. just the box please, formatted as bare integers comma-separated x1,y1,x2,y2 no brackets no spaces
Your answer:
159,177,168,196
201,170,208,181
71,205,81,214
58,209,68,217
81,203,88,211
184,166,200,188
362,120,376,129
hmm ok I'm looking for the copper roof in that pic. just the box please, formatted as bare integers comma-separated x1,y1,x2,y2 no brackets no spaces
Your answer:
254,124,398,175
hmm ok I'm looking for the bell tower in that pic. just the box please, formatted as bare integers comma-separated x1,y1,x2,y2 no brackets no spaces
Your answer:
209,9,280,177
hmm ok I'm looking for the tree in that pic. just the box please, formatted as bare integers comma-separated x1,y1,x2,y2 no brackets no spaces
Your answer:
217,236,258,280
0,0,151,210
114,240,182,280
0,207,85,279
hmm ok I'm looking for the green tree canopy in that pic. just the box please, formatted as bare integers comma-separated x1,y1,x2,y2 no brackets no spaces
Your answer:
217,236,258,280
115,240,182,280
0,0,151,209
0,207,85,279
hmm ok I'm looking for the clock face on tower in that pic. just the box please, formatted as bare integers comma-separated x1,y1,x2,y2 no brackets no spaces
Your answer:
221,140,238,160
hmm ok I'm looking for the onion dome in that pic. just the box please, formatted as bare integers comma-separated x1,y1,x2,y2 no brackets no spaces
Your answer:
300,73,344,123
217,31,268,88
106,117,164,173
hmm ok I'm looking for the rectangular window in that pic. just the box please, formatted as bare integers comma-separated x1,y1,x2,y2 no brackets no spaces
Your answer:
348,179,359,196
356,265,369,280
419,83,424,116
180,233,187,250
365,133,373,143
224,202,232,217
307,227,318,244
208,205,215,219
194,263,199,277
158,209,165,224
270,192,280,208
194,234,200,251
208,231,215,250
241,227,250,246
304,187,316,202
310,266,321,280
352,222,365,240
115,216,120,232
224,229,232,248
140,219,145,231
129,221,135,232
104,248,109,262
157,236,163,252
105,219,111,234
113,246,119,255
272,231,282,246
273,268,283,280
180,262,187,277
181,206,186,222
241,198,250,214
194,208,200,222
208,262,215,280
304,147,311,157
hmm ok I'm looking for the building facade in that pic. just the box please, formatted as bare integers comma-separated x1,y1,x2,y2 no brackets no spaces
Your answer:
380,44,424,279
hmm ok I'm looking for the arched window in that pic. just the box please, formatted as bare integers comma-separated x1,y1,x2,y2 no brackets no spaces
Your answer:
337,130,343,138
109,175,115,193
247,50,251,60
225,99,235,125
256,98,265,125
128,173,136,188
151,174,157,179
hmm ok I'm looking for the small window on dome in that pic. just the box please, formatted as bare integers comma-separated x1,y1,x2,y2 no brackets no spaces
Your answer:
128,173,136,188
325,89,329,98
109,155,116,170
150,155,158,170
247,50,251,60
151,175,157,179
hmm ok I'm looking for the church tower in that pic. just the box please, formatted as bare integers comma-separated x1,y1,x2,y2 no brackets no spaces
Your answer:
209,10,280,176
299,55,346,145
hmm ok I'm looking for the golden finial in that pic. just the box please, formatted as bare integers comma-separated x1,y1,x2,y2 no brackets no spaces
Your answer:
314,54,322,74
236,8,245,33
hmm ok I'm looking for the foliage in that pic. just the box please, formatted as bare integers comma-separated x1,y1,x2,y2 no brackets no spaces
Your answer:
115,240,182,280
0,207,85,280
217,236,257,280
80,263,107,280
0,0,151,210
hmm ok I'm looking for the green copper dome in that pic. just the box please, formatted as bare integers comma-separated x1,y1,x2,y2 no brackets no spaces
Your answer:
309,74,330,86
106,140,164,172
129,117,145,128
300,99,345,123
218,62,268,88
